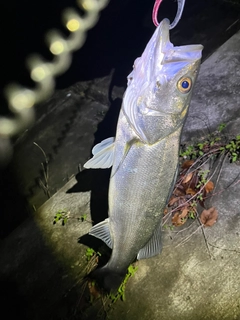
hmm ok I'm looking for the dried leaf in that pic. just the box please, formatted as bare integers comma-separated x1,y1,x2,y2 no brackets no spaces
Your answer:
172,211,187,226
182,172,194,184
200,207,218,227
204,180,214,193
188,172,199,190
186,188,196,196
88,281,100,299
174,186,185,196
172,212,182,226
179,207,189,219
164,207,168,215
181,160,195,169
168,196,179,207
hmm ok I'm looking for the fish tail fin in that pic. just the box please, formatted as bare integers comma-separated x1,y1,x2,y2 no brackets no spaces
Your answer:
89,266,126,293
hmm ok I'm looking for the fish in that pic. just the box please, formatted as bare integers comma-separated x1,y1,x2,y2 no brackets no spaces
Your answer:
84,18,203,292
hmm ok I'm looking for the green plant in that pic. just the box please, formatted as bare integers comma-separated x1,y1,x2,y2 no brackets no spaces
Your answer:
188,209,196,219
53,210,70,225
220,135,240,162
85,248,101,262
180,145,197,158
80,213,87,222
218,123,226,132
196,170,210,189
108,264,138,303
163,224,175,231
180,121,240,163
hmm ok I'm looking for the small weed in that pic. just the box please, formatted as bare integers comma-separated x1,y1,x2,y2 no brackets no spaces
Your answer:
180,145,197,158
196,170,210,189
84,247,138,308
85,248,102,262
80,213,87,222
180,125,240,163
53,210,70,225
163,224,175,231
218,123,226,132
188,210,196,219
108,264,138,303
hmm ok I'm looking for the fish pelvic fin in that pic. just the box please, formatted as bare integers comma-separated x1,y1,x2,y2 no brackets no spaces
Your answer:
137,221,162,260
90,266,126,293
89,218,112,249
83,137,115,169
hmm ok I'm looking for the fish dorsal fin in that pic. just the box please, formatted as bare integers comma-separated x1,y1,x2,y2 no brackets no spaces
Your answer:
83,137,115,169
137,222,162,260
89,218,112,249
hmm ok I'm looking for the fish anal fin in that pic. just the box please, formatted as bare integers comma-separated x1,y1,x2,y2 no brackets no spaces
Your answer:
84,137,115,169
137,222,162,260
89,218,112,249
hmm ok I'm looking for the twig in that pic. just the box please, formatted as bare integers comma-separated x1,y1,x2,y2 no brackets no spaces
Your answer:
208,242,240,254
196,213,214,259
33,142,50,198
175,225,202,247
97,296,109,320
169,155,223,215
211,152,227,195
73,281,88,316
170,219,196,234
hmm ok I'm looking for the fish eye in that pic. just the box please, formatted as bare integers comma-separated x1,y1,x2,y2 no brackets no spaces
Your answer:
177,77,192,93
156,81,161,88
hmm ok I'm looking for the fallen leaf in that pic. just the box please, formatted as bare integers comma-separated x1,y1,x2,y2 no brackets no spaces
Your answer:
204,180,214,193
174,186,185,196
88,280,100,300
182,172,194,184
168,196,179,206
172,212,182,226
200,207,218,227
188,172,200,190
172,211,187,226
186,188,196,196
164,207,168,215
180,207,189,218
181,160,195,169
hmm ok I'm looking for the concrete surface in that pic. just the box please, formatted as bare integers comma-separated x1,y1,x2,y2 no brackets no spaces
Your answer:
1,23,240,320
182,29,240,143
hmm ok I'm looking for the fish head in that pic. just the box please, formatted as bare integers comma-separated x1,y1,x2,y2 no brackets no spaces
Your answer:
123,19,203,144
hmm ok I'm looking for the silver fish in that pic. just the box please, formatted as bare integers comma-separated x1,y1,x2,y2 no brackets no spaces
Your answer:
84,19,203,291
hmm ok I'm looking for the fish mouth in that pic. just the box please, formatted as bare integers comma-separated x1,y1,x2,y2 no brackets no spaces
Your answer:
157,18,203,60
157,18,171,53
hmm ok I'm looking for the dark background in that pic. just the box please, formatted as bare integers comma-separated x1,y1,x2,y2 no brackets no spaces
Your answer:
1,0,240,111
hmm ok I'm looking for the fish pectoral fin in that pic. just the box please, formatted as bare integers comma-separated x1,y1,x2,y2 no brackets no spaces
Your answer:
84,137,115,169
137,222,162,260
89,218,112,249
